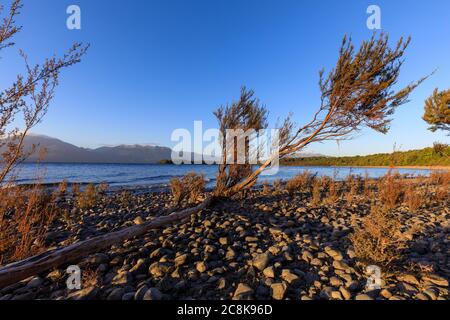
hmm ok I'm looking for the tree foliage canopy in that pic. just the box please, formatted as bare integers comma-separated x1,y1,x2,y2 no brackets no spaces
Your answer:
423,88,450,133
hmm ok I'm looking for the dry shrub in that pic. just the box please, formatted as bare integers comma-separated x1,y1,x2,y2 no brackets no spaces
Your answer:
96,182,109,195
345,175,360,204
57,180,68,198
430,171,450,187
272,179,283,194
378,172,403,210
170,172,205,206
404,183,422,212
311,178,322,206
0,184,57,264
350,206,404,267
117,190,133,208
435,187,448,201
325,178,339,205
261,181,270,195
285,170,312,195
72,183,81,197
363,172,372,197
76,183,98,209
429,171,449,201
321,176,330,189
82,269,101,288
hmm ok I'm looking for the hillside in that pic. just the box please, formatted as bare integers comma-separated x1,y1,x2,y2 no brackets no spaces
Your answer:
281,145,450,167
1,134,172,164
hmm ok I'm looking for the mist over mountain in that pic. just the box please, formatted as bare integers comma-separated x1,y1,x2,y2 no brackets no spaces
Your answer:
11,134,172,164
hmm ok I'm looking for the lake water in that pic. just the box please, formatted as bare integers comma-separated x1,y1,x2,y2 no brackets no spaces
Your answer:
13,163,433,191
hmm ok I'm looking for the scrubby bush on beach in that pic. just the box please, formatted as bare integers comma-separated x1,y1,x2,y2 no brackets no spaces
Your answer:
96,182,109,195
345,175,360,204
310,177,322,206
325,178,339,205
350,206,405,267
0,185,57,264
57,180,68,199
272,179,283,195
76,183,98,209
117,190,133,208
404,183,423,213
285,171,312,195
378,172,404,210
170,172,205,206
261,181,270,195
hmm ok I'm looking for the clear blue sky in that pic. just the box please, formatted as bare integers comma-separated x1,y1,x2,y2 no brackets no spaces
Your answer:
1,0,449,156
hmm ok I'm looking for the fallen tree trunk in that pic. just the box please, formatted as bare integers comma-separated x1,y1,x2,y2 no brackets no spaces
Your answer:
0,196,214,289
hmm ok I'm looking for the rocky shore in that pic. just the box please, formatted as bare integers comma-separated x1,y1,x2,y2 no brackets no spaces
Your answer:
0,186,448,301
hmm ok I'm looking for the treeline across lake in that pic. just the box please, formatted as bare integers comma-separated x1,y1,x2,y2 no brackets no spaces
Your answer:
281,144,450,167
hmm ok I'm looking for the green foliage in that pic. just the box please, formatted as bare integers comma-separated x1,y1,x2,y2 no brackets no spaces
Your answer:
282,146,450,167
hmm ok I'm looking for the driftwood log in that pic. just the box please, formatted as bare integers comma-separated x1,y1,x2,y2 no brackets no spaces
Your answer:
0,196,214,289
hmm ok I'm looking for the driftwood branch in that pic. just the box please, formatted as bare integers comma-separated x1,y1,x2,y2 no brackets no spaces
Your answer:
0,196,214,289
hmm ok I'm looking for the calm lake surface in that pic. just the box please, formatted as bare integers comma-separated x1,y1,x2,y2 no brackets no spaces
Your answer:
14,163,433,191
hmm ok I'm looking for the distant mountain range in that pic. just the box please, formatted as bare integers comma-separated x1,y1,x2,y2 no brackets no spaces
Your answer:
13,134,172,164
1,134,324,164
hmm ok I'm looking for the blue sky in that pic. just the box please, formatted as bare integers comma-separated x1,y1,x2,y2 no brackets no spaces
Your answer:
1,0,449,156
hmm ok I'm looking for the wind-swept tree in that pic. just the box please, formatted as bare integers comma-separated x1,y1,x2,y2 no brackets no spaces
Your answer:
214,87,268,195
218,33,426,197
423,88,450,133
0,0,88,184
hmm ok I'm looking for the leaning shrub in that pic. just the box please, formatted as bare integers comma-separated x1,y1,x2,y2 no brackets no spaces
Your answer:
170,172,205,206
